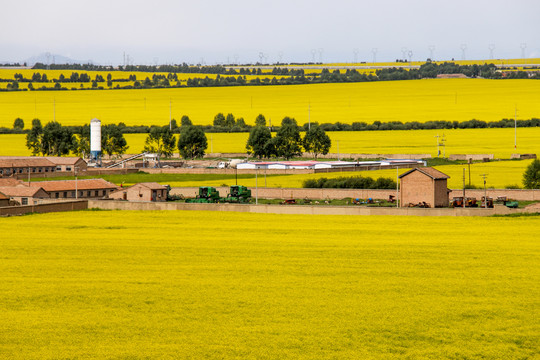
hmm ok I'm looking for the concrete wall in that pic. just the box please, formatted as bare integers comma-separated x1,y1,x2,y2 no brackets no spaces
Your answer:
171,187,398,200
449,154,494,161
87,200,525,217
0,200,88,216
171,186,540,202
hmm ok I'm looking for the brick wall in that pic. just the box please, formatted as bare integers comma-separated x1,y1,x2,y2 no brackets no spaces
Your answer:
0,200,88,216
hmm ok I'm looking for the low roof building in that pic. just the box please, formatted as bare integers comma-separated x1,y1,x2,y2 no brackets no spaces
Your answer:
0,191,9,207
109,182,168,202
30,178,118,199
44,156,88,171
0,157,56,176
0,186,49,206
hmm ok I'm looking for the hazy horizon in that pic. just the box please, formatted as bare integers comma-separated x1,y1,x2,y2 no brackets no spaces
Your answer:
1,0,539,66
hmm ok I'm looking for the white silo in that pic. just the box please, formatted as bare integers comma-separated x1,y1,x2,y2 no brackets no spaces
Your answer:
90,118,102,165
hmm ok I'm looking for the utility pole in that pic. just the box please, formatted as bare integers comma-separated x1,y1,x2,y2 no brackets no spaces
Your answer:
468,158,472,186
255,167,258,205
462,168,466,208
396,167,399,208
481,173,488,208
514,105,518,149
308,102,311,130
435,134,441,157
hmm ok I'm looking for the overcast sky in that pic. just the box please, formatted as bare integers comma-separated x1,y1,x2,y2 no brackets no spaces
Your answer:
1,0,539,65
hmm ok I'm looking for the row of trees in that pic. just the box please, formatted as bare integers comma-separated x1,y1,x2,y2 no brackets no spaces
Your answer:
25,120,128,157
246,117,331,159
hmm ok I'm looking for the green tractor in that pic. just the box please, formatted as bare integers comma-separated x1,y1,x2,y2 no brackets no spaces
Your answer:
186,186,221,203
226,185,252,203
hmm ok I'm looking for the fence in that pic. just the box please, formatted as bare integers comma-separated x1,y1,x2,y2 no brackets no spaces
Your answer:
0,200,88,216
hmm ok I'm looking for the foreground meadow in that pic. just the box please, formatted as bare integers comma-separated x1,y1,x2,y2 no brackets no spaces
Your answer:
1,78,539,127
0,210,538,359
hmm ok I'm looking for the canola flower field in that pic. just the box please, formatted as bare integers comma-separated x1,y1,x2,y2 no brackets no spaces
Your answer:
1,78,540,127
2,127,540,159
64,159,529,189
0,210,539,359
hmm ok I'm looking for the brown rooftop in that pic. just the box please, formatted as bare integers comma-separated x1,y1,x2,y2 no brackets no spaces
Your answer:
0,158,56,168
0,186,48,197
135,182,168,190
0,191,8,200
44,156,85,165
399,167,450,180
0,178,25,187
31,178,118,192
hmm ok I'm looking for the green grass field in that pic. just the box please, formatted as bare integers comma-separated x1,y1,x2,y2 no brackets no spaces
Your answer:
0,210,539,359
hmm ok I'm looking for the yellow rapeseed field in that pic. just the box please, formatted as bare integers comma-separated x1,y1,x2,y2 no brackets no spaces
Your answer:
1,78,539,127
1,210,539,359
3,127,539,159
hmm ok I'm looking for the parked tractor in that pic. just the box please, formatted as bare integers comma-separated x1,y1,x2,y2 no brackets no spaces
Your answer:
451,197,478,208
481,196,494,208
185,186,221,203
225,185,252,203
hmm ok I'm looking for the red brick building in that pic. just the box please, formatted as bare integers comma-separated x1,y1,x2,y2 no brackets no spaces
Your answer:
399,167,451,208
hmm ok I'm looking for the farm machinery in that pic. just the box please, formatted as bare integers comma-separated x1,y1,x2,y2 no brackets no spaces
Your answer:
226,185,252,203
185,186,221,203
451,197,478,208
185,186,252,203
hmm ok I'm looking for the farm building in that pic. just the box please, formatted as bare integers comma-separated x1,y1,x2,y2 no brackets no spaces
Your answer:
0,186,49,205
109,182,168,202
44,157,88,172
0,191,9,207
0,157,56,176
399,167,451,208
30,179,118,199
236,159,426,170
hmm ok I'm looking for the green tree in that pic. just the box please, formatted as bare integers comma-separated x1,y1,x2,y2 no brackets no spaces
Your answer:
72,125,90,158
13,118,24,130
181,115,192,126
225,113,236,128
303,126,331,159
178,126,208,159
102,124,129,158
25,119,43,156
213,113,226,127
255,114,266,127
41,121,74,156
246,126,272,159
523,159,540,189
143,126,177,163
273,118,302,159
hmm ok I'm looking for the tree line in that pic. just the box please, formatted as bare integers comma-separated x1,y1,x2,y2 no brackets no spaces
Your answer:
5,115,540,136
3,61,538,93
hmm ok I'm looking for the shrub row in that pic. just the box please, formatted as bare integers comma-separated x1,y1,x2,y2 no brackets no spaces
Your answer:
303,176,397,189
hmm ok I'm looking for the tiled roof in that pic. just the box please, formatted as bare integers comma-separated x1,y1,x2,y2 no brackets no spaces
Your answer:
0,191,8,200
0,178,25,186
0,186,48,197
0,158,56,168
31,178,118,192
44,156,86,165
137,182,167,190
399,167,450,180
